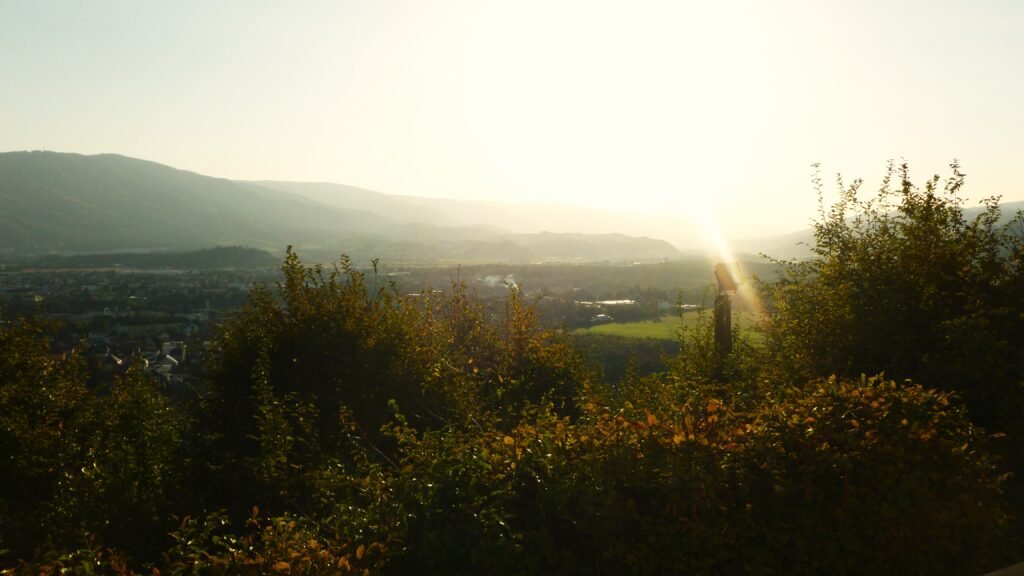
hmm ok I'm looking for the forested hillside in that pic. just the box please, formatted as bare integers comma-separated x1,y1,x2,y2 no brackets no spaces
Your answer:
1,163,1022,574
0,151,681,263
0,151,392,253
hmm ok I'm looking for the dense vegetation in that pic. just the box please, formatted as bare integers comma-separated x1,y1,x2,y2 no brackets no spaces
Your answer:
1,163,1022,574
760,161,1024,508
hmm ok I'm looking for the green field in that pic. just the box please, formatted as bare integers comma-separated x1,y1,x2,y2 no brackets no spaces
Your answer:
572,312,761,340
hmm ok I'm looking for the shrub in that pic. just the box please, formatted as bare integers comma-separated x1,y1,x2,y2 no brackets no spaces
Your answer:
760,162,1024,426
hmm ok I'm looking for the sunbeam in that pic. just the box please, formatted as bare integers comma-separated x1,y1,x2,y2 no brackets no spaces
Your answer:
695,201,765,316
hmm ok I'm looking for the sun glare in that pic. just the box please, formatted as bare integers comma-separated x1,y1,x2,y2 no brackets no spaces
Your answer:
695,200,764,315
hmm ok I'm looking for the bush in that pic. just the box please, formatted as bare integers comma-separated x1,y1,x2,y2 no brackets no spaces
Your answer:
0,321,185,566
373,374,1012,575
760,161,1024,425
758,162,1024,528
195,249,591,520
728,375,1011,574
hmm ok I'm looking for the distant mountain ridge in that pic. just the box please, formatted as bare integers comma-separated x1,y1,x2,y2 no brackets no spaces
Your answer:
252,180,707,249
0,151,396,253
0,151,682,263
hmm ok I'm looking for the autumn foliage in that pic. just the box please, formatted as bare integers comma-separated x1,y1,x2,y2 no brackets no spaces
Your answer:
2,163,1022,573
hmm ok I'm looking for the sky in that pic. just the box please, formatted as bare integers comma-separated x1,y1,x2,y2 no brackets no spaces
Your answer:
3,0,1023,239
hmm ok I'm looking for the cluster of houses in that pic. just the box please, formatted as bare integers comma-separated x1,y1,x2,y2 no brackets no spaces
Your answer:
86,321,198,386
1,267,278,387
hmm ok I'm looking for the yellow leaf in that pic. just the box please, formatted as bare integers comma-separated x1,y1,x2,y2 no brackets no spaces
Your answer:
272,561,291,573
672,433,684,445
646,413,659,426
503,436,515,446
356,544,365,560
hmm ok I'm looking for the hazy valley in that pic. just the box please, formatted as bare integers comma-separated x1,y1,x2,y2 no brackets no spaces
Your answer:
1,151,692,264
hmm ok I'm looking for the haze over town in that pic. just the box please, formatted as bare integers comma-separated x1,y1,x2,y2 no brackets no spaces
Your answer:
4,0,1024,249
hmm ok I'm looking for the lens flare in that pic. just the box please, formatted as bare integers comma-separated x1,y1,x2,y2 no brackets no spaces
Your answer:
695,202,765,316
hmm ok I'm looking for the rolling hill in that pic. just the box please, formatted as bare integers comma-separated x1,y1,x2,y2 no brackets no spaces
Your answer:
0,151,683,263
0,151,397,254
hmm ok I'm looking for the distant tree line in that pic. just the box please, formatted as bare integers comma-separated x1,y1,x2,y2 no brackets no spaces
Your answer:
21,246,280,270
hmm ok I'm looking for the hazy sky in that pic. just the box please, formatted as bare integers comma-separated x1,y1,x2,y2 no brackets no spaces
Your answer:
3,0,1023,237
